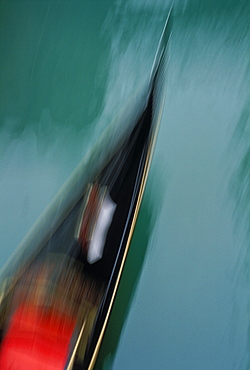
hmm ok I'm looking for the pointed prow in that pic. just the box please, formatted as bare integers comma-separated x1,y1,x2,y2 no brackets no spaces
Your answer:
149,7,173,88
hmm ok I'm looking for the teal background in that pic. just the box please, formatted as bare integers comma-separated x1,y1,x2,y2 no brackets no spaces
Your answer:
1,0,250,369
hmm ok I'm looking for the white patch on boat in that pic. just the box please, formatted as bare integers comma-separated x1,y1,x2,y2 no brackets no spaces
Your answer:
87,193,116,264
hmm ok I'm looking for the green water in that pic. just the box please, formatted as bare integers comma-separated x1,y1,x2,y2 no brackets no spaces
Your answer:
1,0,250,369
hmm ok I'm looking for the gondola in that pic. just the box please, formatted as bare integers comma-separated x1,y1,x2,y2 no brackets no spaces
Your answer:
0,11,171,370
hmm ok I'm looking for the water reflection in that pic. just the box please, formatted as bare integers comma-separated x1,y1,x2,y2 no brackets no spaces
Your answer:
0,1,110,138
230,92,250,366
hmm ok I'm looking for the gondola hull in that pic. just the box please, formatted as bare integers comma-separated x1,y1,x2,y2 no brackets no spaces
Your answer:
0,11,171,370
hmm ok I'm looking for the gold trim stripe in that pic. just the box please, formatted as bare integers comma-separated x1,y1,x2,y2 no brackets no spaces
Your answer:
87,96,165,370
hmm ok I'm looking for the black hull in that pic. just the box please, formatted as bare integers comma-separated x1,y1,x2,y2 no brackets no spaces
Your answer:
0,11,171,370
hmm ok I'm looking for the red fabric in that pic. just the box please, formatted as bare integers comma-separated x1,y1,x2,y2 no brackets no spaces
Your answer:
0,305,76,370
